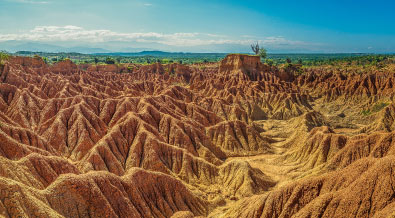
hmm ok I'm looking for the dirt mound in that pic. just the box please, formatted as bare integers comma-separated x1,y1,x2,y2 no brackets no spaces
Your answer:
0,54,394,217
207,120,274,156
217,156,395,218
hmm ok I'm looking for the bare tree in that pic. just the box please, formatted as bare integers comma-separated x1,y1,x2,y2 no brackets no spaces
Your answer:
251,41,260,55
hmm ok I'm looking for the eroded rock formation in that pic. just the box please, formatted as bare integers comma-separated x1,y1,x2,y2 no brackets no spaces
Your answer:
0,54,394,217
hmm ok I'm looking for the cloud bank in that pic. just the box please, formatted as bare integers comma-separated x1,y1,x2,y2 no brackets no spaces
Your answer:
0,25,316,50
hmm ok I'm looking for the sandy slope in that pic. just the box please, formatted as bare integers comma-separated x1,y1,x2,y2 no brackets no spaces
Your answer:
0,54,394,218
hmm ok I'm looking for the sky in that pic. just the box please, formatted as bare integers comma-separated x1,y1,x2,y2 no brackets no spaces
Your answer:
0,0,394,53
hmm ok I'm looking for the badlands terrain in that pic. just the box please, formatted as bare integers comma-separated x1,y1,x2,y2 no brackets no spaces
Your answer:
0,54,394,218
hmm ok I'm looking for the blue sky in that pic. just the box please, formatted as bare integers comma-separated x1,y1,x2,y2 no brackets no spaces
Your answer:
0,0,394,53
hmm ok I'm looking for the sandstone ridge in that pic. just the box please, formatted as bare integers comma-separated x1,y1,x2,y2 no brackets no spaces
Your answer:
0,54,394,218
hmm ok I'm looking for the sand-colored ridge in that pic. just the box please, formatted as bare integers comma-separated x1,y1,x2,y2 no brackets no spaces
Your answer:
0,54,394,217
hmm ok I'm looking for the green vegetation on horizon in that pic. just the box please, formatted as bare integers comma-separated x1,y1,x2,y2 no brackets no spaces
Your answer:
11,51,395,67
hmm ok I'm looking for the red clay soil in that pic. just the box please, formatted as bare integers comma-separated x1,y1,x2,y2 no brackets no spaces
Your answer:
0,54,394,218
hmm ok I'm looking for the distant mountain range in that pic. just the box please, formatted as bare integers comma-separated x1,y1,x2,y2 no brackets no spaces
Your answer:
0,41,113,54
13,50,230,59
0,41,163,54
0,40,252,54
2,40,392,55
93,51,229,57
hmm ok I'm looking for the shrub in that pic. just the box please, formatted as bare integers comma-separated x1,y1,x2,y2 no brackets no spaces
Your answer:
105,57,115,64
0,51,9,76
266,59,274,66
361,102,389,116
372,102,389,112
361,109,371,116
250,42,267,62
259,48,267,61
0,51,9,65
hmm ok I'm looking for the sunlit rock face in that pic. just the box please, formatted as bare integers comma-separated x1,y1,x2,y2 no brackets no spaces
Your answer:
0,55,394,218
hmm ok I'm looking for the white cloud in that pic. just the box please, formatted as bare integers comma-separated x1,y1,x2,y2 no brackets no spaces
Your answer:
0,25,315,49
143,3,152,6
263,36,309,46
